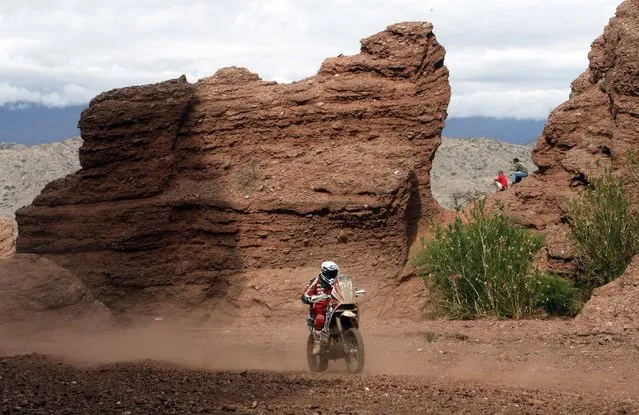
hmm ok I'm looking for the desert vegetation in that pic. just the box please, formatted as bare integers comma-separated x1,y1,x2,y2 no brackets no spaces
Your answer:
569,170,639,292
413,200,577,319
416,167,639,320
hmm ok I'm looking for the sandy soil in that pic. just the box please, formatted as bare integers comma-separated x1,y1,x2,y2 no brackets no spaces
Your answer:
2,319,638,414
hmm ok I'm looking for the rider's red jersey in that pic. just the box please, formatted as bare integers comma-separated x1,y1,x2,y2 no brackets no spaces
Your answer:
303,277,332,311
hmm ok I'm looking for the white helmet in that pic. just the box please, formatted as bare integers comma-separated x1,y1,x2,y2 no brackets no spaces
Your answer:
320,261,339,285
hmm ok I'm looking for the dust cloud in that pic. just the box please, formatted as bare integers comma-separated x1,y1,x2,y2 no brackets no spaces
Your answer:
2,318,639,400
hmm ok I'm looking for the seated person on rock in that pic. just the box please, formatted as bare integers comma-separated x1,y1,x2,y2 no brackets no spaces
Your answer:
511,158,529,184
301,261,339,355
494,170,509,191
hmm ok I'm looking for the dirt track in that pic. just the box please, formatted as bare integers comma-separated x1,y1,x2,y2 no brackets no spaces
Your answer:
2,319,639,414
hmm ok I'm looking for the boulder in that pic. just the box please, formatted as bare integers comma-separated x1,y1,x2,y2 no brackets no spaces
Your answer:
0,254,113,332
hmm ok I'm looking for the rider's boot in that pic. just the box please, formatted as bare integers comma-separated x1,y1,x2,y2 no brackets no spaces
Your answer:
312,339,322,355
312,330,322,355
313,328,331,355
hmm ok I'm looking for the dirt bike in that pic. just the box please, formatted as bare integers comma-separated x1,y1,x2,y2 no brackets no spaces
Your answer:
306,274,366,374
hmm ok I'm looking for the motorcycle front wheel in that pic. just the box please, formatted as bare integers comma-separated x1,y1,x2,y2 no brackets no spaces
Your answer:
343,327,365,374
306,333,328,372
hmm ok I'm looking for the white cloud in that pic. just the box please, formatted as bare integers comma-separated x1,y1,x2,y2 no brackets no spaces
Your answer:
450,88,569,119
0,82,94,107
0,0,622,118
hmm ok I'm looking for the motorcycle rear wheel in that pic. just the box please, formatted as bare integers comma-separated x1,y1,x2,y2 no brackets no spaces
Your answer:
306,333,328,372
343,328,365,374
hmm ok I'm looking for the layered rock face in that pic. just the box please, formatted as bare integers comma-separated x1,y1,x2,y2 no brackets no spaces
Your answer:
16,23,450,317
490,0,639,275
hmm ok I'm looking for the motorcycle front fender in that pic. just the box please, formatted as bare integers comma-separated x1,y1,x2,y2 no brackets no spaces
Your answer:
326,304,359,332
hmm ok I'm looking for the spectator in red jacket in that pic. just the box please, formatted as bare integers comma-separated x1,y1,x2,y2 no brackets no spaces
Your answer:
494,170,508,191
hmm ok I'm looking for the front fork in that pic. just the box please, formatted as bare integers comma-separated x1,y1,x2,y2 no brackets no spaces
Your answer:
337,316,361,359
319,306,335,345
335,315,346,348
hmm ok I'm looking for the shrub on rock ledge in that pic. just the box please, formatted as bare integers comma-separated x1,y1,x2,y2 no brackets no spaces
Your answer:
569,172,639,290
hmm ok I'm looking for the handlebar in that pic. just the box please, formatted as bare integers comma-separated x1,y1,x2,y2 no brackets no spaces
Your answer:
310,294,332,303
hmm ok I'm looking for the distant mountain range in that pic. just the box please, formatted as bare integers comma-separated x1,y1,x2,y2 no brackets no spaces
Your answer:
0,105,84,145
0,105,546,146
443,116,545,146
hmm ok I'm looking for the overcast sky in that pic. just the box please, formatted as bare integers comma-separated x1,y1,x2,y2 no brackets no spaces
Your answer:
0,0,621,119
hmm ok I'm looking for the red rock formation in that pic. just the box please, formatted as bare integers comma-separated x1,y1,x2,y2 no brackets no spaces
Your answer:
489,0,639,275
16,22,450,318
0,217,15,259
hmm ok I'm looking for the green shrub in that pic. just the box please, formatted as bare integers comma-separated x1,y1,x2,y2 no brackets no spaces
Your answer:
413,200,546,319
569,172,639,288
626,147,639,185
537,274,580,317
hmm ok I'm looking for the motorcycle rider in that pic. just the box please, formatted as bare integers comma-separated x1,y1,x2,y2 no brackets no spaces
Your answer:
301,261,340,355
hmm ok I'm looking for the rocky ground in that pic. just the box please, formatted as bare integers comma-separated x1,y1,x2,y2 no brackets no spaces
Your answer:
2,319,639,414
0,137,81,219
431,137,535,210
